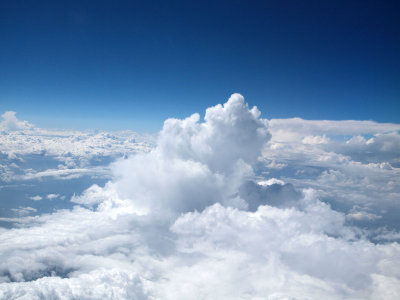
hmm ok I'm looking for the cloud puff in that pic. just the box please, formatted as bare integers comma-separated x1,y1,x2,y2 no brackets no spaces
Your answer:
46,194,59,200
0,94,399,299
0,111,33,132
158,93,270,172
111,93,270,216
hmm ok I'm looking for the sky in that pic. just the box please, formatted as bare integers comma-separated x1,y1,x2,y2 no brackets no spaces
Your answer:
1,0,399,131
1,1,400,299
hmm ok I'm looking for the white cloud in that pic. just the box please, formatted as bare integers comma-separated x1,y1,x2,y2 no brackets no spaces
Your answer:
0,111,33,132
29,195,43,201
263,116,400,230
257,178,285,186
10,206,37,217
0,112,153,184
269,118,400,139
0,94,399,299
19,166,110,181
347,211,382,221
302,134,330,145
0,192,399,299
46,194,59,200
111,93,270,216
71,184,115,208
0,126,152,160
157,93,270,173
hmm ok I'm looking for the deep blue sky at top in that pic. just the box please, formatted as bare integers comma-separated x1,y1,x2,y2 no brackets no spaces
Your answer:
0,0,399,132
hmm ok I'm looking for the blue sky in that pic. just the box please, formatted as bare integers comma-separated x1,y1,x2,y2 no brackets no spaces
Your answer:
1,3,400,296
0,0,399,132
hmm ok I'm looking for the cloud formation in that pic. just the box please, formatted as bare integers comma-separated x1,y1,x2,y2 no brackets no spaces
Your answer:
0,94,399,299
264,117,400,235
111,94,270,216
0,111,33,132
0,113,153,183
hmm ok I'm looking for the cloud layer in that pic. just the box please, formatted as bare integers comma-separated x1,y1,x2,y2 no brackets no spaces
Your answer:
0,94,399,299
0,111,153,184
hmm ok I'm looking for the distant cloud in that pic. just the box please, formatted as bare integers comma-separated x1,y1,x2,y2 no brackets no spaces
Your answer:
10,206,37,217
257,178,285,186
20,167,110,181
269,118,400,139
0,110,153,183
29,195,43,201
0,111,33,131
347,210,382,221
46,194,59,200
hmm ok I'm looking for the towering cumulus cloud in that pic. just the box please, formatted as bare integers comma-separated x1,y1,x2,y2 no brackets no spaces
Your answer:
1,94,400,299
111,93,270,216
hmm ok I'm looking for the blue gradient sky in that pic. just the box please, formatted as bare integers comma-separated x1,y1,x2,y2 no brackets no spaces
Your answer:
1,0,399,132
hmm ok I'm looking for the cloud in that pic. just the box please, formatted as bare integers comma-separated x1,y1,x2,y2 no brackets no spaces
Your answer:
18,167,110,181
347,210,382,221
0,111,33,132
263,116,400,234
70,184,121,209
0,125,152,161
10,206,37,217
0,94,399,299
1,192,399,299
46,194,59,200
157,93,270,173
0,113,153,185
269,118,400,140
302,134,330,145
111,93,270,216
169,201,384,298
341,132,400,165
29,195,43,201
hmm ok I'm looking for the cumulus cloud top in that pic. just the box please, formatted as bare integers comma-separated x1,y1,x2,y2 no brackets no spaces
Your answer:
158,93,270,172
0,94,399,299
112,93,270,216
